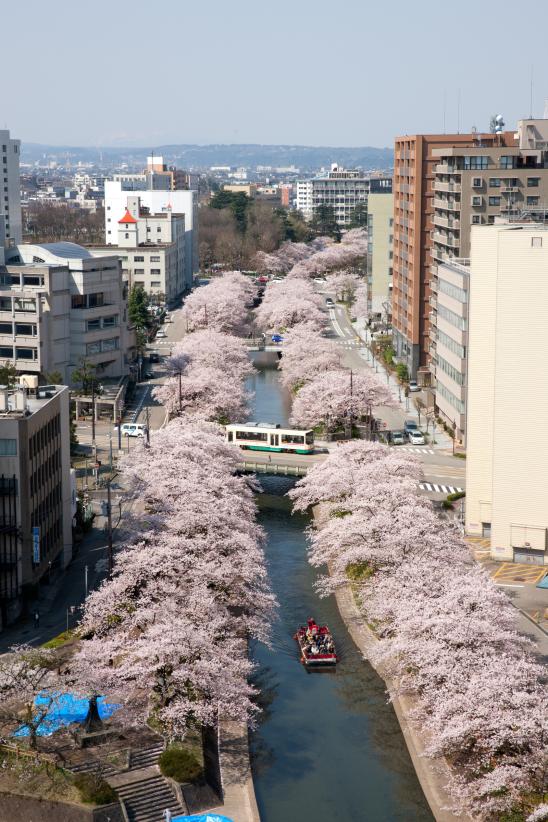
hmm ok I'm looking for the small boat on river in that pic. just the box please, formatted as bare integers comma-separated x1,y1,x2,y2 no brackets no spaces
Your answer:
294,617,337,667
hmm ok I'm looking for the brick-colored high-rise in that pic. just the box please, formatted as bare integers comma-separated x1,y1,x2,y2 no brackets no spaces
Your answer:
392,131,515,380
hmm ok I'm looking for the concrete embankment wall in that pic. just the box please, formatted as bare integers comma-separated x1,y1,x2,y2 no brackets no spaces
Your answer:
0,794,124,822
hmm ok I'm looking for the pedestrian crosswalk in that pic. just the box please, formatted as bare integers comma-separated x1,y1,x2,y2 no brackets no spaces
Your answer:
419,483,463,494
336,340,362,349
402,447,434,454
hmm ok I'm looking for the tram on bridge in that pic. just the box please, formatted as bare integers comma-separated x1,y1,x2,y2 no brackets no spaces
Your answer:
225,422,314,454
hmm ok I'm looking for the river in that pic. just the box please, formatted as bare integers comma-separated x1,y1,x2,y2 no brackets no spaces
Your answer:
247,357,432,822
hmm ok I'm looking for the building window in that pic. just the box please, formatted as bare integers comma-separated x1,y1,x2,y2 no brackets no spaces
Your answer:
157,227,162,233
15,347,37,360
23,275,43,286
437,354,464,385
488,196,501,206
86,319,101,331
102,315,118,328
471,215,481,224
86,342,101,355
472,196,482,206
134,268,144,275
150,281,161,287
150,268,161,275
88,293,104,308
0,346,13,358
150,256,161,262
437,329,465,358
15,323,37,335
14,298,36,313
101,338,119,352
0,439,17,456
438,278,467,303
527,177,540,187
134,256,145,262
438,304,466,330
436,381,465,413
0,322,12,334
464,156,488,170
472,177,482,188
500,156,515,169
527,196,539,206
531,237,543,248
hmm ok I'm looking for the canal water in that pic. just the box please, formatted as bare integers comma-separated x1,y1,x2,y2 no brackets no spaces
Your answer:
248,358,432,822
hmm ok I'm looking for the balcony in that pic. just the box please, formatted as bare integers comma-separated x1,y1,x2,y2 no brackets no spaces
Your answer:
502,185,519,193
434,214,460,230
435,164,460,175
430,294,437,309
434,180,461,194
433,232,459,249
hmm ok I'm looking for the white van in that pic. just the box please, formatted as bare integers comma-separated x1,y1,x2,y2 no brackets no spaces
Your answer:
119,423,148,438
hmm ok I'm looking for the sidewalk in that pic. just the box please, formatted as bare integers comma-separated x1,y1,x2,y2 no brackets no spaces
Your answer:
352,319,453,450
0,518,110,653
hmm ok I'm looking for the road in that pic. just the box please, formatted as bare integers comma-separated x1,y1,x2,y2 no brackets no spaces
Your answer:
318,292,466,498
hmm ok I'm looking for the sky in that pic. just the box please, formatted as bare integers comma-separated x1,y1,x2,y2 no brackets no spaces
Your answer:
4,0,548,148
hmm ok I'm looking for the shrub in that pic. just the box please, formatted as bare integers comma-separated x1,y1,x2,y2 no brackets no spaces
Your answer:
74,772,117,805
441,500,454,510
159,746,202,783
396,363,408,383
346,561,374,582
447,491,466,502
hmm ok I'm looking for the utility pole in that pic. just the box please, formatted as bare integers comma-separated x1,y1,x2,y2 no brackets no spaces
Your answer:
91,379,96,445
117,417,122,451
179,370,182,414
109,433,113,473
107,480,113,579
145,406,150,446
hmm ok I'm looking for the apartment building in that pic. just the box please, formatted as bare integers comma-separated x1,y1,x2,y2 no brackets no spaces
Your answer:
432,258,469,442
295,164,374,226
367,178,393,319
466,224,548,565
0,129,22,245
4,242,135,383
392,130,516,381
91,196,186,303
105,180,198,290
0,384,72,628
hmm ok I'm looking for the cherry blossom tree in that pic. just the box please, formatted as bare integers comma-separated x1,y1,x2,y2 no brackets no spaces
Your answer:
325,271,361,303
181,271,255,333
254,278,325,332
278,322,342,391
350,283,369,320
290,369,395,432
154,331,254,421
73,420,275,739
291,440,548,818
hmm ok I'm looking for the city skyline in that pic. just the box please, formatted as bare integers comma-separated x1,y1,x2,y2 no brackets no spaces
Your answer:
5,0,548,147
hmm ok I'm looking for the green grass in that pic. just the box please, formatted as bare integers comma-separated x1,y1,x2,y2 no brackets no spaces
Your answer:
159,745,203,784
346,562,375,582
41,630,75,649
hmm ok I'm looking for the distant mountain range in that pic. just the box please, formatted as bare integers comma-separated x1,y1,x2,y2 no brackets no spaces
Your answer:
21,143,393,172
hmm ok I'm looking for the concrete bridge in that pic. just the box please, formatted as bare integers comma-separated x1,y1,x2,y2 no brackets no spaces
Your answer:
244,337,283,353
236,451,326,477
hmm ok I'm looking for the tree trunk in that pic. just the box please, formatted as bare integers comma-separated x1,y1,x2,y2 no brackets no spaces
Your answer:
84,695,103,733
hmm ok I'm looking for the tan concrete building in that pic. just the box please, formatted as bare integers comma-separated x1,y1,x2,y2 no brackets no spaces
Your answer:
0,384,72,627
367,178,393,319
392,131,516,381
465,223,548,565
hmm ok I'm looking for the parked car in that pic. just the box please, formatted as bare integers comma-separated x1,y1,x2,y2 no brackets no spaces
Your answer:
325,298,334,307
117,423,148,438
408,379,420,392
149,352,160,363
404,420,419,436
391,431,405,445
408,430,425,445
271,334,284,343
314,277,325,283
156,329,167,338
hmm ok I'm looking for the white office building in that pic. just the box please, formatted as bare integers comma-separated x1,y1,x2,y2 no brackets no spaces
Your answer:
0,130,22,245
104,180,197,291
295,164,375,226
91,196,185,303
465,223,548,565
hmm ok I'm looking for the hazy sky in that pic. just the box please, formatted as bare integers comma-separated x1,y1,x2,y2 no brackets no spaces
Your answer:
4,0,548,148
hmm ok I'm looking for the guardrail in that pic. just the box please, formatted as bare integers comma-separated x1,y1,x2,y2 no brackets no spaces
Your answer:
237,461,308,477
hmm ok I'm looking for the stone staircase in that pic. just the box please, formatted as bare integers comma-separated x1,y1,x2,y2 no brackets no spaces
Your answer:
115,771,185,822
129,741,165,771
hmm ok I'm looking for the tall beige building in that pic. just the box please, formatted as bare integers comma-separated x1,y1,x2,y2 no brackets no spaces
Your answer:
367,178,393,319
465,223,548,565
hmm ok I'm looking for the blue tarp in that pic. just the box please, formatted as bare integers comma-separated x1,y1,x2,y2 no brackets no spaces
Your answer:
173,816,234,822
14,692,121,737
536,574,548,589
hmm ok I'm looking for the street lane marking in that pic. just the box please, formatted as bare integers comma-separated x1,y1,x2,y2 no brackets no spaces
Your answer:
493,563,546,584
419,483,463,494
495,583,525,588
